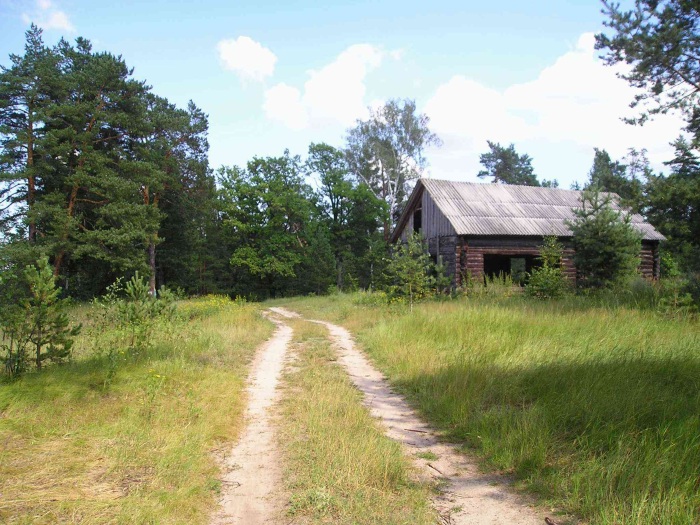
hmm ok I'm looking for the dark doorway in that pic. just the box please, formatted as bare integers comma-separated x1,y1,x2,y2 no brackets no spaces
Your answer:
483,254,541,284
413,208,422,234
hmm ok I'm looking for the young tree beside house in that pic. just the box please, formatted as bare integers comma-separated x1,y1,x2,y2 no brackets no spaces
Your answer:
567,188,642,289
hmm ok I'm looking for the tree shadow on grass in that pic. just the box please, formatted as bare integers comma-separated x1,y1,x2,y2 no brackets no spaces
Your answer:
391,356,700,523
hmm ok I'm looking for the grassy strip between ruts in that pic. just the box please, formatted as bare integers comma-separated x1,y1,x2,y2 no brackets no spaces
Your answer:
0,298,273,524
277,318,435,524
282,294,700,525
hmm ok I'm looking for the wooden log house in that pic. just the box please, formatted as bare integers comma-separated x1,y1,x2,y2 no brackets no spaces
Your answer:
390,179,665,286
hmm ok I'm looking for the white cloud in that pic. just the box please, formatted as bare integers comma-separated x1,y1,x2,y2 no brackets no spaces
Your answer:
217,36,277,82
263,44,384,130
389,48,404,61
22,0,74,32
424,32,685,182
263,83,308,130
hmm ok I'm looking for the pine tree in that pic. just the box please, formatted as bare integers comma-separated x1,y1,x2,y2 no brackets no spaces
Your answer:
477,141,547,186
23,256,81,370
567,188,642,289
0,25,60,243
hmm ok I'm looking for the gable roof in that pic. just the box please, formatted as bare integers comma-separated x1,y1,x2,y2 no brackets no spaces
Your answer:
391,178,665,242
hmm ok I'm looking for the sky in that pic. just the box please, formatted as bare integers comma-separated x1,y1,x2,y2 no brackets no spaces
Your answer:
0,0,687,188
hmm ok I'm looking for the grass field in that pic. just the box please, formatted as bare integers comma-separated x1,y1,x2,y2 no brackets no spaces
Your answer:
284,294,700,525
0,297,272,524
278,318,435,524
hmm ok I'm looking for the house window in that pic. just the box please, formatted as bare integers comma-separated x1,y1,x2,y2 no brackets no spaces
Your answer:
483,254,541,285
413,208,422,234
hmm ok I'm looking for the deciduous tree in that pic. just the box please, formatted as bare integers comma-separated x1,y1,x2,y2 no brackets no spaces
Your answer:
307,142,385,290
345,99,441,233
586,148,645,212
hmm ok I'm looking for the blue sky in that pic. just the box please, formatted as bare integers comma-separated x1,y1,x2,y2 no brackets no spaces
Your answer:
1,0,685,188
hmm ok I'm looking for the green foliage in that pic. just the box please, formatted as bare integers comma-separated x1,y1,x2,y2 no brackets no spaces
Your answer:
382,233,449,309
1,256,80,377
568,188,642,289
525,236,569,299
23,256,81,369
596,1,700,130
477,141,549,186
114,273,175,352
0,26,213,299
307,142,387,291
646,137,700,273
586,148,645,212
345,99,441,226
218,152,329,297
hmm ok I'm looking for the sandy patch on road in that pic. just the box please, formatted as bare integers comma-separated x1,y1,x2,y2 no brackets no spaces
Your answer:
211,312,293,525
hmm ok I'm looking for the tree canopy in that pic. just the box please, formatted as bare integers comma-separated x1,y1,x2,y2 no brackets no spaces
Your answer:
477,141,558,187
345,99,441,232
596,1,700,132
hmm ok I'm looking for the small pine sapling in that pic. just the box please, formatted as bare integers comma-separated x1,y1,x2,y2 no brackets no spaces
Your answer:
23,257,81,370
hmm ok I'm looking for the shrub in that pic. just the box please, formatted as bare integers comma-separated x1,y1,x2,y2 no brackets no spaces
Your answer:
525,236,569,299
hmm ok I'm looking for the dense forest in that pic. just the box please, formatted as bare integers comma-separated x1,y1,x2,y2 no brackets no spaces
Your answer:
1,10,699,302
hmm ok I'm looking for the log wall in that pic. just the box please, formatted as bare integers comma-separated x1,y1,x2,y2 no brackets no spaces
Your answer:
425,235,660,286
640,241,660,280
454,237,576,284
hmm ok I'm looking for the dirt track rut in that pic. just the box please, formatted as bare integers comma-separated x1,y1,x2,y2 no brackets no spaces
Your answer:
269,307,544,525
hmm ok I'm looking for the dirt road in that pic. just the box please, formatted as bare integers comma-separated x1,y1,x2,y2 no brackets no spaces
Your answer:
212,307,546,525
211,312,292,525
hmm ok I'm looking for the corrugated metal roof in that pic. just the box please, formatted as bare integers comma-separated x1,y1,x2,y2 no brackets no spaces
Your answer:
415,179,665,241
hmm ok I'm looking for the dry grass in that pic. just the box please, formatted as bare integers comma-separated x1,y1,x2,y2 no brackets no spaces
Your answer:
0,298,272,524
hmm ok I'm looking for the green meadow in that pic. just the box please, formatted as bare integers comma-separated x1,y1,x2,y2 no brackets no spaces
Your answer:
285,294,700,525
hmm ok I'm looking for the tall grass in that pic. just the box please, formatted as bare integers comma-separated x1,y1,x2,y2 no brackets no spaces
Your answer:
278,319,435,524
0,298,272,524
285,294,700,525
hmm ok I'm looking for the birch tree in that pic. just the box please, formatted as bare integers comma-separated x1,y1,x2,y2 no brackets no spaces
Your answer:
345,99,440,236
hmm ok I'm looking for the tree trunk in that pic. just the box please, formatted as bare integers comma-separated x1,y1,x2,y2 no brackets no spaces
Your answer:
336,257,343,290
148,235,157,296
35,324,42,370
54,183,79,278
27,111,37,243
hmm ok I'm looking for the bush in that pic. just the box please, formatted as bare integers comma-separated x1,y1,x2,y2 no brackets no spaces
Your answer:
525,236,569,299
526,266,569,299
